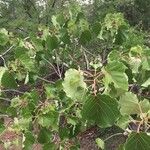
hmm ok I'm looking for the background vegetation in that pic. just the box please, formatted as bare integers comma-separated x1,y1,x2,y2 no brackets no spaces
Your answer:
0,0,150,149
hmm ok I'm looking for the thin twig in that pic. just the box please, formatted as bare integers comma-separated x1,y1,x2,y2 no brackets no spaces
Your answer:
83,50,90,70
0,89,24,94
44,72,56,78
24,36,30,41
69,54,80,65
0,114,9,118
81,46,96,57
0,55,6,67
37,76,54,83
83,70,93,77
0,97,11,102
42,56,59,77
104,133,123,142
60,63,64,76
1,45,14,56
137,120,143,133
138,103,144,119
55,51,62,78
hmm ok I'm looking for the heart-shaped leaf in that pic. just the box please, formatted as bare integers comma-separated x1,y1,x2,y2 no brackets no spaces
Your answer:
62,69,87,100
82,94,120,127
119,92,150,115
124,132,150,150
103,61,128,91
0,67,17,88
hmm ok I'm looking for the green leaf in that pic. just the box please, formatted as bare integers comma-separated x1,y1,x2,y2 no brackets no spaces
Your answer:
23,131,35,150
130,46,143,56
0,28,9,46
82,94,120,127
116,115,130,130
59,126,70,140
61,30,71,44
43,142,57,150
0,121,5,134
31,38,43,51
119,92,150,115
79,30,91,45
14,47,28,58
0,67,7,83
139,99,150,113
119,92,139,115
1,72,17,88
142,48,150,71
68,20,78,35
103,61,128,91
96,138,105,149
108,50,120,62
104,13,126,31
13,117,32,131
38,111,59,130
92,22,101,36
142,57,150,71
0,67,17,88
124,132,150,150
38,128,52,144
45,84,56,99
142,78,150,87
129,57,141,73
115,26,128,45
118,144,125,150
56,14,66,26
79,19,89,31
62,69,87,100
30,90,40,104
19,54,36,72
51,15,58,27
46,35,58,51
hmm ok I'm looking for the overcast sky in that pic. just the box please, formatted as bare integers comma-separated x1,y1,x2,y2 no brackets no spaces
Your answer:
77,0,93,4
36,0,93,6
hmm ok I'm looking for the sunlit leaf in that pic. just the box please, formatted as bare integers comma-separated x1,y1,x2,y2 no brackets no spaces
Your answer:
119,92,150,115
96,138,105,149
142,78,150,87
116,115,131,130
19,54,36,72
0,28,9,46
103,61,128,90
38,111,59,130
62,69,87,100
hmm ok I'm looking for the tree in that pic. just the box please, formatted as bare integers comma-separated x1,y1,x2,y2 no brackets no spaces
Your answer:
0,0,150,149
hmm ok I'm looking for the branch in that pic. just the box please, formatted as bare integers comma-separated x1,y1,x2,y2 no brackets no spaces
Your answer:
0,97,11,102
0,55,6,67
0,89,24,94
83,50,90,70
37,76,54,84
42,56,60,78
0,45,14,57
104,133,123,142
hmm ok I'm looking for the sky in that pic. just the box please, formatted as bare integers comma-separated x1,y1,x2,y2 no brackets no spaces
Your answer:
36,0,93,6
77,0,94,5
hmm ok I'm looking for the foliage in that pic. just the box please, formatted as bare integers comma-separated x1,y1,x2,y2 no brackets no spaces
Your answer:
0,0,150,149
